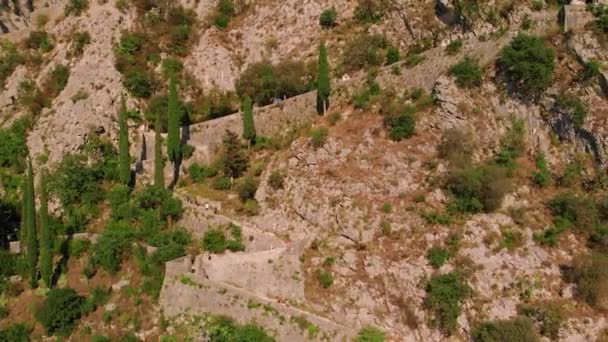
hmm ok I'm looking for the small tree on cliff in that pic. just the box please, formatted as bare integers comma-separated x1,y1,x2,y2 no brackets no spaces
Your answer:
241,96,256,146
118,95,131,186
317,41,331,115
166,77,181,164
154,114,165,189
25,159,38,287
39,168,53,287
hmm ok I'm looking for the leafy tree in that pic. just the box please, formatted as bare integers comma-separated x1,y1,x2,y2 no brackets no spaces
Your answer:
317,42,331,115
39,168,53,288
166,77,181,164
0,323,30,342
51,154,102,209
91,221,135,273
221,130,248,178
154,114,165,189
241,96,256,145
118,95,131,186
24,159,38,288
498,34,555,101
35,288,85,336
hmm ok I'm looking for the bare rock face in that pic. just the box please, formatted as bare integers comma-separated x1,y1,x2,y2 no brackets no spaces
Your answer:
26,2,134,165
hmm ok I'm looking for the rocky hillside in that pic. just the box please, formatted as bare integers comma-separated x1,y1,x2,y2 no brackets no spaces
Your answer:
1,0,608,341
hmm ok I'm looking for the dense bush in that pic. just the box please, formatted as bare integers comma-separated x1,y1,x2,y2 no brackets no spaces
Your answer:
268,170,285,190
18,80,47,115
0,119,28,170
235,60,314,106
445,40,463,55
498,34,555,101
35,288,85,336
355,326,385,342
427,246,451,269
135,185,183,221
446,164,511,213
51,154,103,210
161,58,183,79
69,31,91,57
495,118,526,170
188,163,218,183
25,30,53,52
517,303,563,339
214,0,235,29
90,221,135,273
44,64,70,98
384,107,416,141
578,59,601,82
450,57,482,88
425,272,470,335
471,316,539,342
555,95,587,129
166,7,196,56
548,193,598,232
342,34,389,72
0,323,30,342
319,8,337,28
316,269,334,288
64,0,88,16
309,127,328,148
354,0,388,23
221,130,249,178
0,41,25,87
206,316,275,342
564,252,608,310
201,224,245,254
124,69,154,98
237,177,258,201
532,153,551,187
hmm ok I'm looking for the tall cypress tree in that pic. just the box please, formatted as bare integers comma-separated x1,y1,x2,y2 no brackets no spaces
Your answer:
241,96,256,145
317,41,331,115
24,159,38,288
38,168,53,288
118,95,131,186
154,114,165,189
166,77,181,164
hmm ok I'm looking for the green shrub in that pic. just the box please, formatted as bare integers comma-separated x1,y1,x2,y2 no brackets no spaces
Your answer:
213,176,232,190
309,127,328,149
0,42,24,87
548,193,598,232
0,119,28,170
51,154,103,210
450,57,482,88
532,153,551,187
533,221,567,247
25,30,53,52
0,323,30,342
69,31,91,57
517,303,563,339
35,288,85,336
438,128,475,168
45,64,70,98
237,177,258,201
90,221,135,273
214,0,235,29
316,269,334,288
206,316,275,342
424,272,470,335
597,14,608,32
65,0,89,16
202,224,244,254
498,34,555,101
471,316,539,342
427,247,451,269
445,40,463,55
319,8,337,28
384,107,416,141
161,58,183,79
563,252,608,310
446,164,511,213
354,0,387,23
221,130,249,178
501,227,524,250
556,95,587,129
578,59,601,82
355,326,385,342
18,80,47,115
124,69,153,98
235,60,314,106
268,170,285,190
386,46,400,65
68,239,91,257
342,33,388,72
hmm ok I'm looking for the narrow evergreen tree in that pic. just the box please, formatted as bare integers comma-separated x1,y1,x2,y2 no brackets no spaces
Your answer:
317,41,331,115
241,96,256,145
166,77,181,164
118,95,131,186
24,159,38,287
154,114,165,189
38,168,53,288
